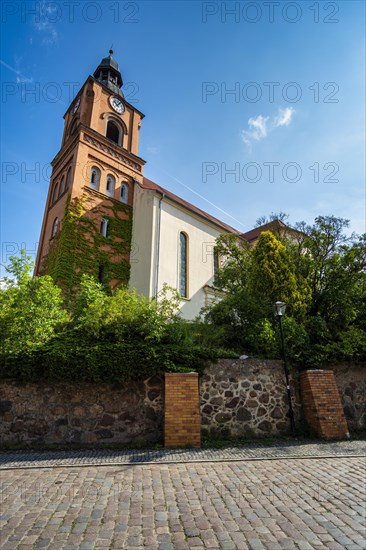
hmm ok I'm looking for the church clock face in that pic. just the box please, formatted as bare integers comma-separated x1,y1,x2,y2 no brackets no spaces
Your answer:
110,96,125,114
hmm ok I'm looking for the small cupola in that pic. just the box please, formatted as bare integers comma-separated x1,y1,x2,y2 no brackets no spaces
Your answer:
93,49,124,97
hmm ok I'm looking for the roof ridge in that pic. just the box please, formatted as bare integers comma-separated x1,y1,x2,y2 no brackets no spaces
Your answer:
140,177,242,235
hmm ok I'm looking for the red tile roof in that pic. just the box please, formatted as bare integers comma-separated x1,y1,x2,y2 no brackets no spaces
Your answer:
140,177,241,235
240,219,287,242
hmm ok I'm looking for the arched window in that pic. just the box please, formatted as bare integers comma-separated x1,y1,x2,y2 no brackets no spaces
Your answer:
90,166,101,190
106,174,115,197
179,232,188,298
106,120,122,145
70,118,77,135
214,252,220,277
58,176,65,197
65,166,72,191
98,263,107,283
52,182,59,204
51,217,59,239
100,218,109,238
120,183,129,204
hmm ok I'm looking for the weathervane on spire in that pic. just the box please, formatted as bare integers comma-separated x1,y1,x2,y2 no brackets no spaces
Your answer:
109,45,114,55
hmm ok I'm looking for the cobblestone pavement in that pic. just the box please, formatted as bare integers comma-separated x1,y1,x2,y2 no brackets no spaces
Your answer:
1,456,365,549
0,440,365,470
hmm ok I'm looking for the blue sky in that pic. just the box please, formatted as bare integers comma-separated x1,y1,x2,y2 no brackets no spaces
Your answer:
1,0,365,272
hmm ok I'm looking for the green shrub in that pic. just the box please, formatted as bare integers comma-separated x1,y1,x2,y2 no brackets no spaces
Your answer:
0,256,219,383
247,318,280,358
0,334,218,383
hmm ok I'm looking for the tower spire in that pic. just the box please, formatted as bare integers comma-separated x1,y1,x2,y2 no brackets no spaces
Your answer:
93,50,123,97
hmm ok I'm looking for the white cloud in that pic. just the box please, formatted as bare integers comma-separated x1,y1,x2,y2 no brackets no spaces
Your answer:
248,115,269,140
147,146,159,155
32,1,58,45
273,107,295,128
241,115,269,149
241,107,296,148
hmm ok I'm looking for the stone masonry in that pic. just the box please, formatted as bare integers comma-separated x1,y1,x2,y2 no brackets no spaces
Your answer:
0,377,163,448
0,360,363,448
200,359,301,438
331,362,366,431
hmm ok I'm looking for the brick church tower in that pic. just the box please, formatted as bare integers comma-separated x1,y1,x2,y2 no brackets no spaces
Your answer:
35,51,145,289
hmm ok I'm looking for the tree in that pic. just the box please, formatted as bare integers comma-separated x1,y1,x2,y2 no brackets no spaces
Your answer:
255,211,289,227
250,231,311,319
0,251,68,356
303,216,365,333
210,231,311,355
207,216,366,364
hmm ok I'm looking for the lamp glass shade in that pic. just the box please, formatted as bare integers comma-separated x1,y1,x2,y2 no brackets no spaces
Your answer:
274,301,286,316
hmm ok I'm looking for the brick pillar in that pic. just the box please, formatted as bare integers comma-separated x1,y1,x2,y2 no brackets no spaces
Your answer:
300,370,349,439
164,373,201,448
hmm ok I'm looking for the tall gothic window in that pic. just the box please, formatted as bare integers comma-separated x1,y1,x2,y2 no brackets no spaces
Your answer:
70,118,77,135
58,176,65,197
100,218,109,238
98,263,107,283
52,182,59,204
65,166,72,191
106,120,121,145
214,252,220,277
179,232,188,298
106,174,115,197
51,217,59,239
120,183,129,204
90,166,100,190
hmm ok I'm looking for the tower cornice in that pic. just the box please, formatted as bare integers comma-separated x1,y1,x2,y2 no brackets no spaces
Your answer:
81,124,146,171
51,133,79,170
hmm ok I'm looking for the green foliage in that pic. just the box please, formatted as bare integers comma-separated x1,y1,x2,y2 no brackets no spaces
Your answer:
1,337,216,383
310,219,364,331
45,195,132,293
250,231,311,319
0,265,217,382
327,326,366,362
2,214,364,381
71,276,181,344
281,317,310,364
0,251,68,356
248,318,279,358
207,216,366,366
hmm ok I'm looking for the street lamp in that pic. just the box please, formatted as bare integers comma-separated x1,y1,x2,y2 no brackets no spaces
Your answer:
274,301,296,436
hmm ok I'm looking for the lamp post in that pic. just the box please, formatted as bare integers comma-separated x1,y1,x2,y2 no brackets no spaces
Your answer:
274,301,296,436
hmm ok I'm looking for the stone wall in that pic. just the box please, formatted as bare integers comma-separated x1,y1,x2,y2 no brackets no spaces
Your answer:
0,377,164,448
0,360,364,448
200,359,301,438
331,362,366,431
